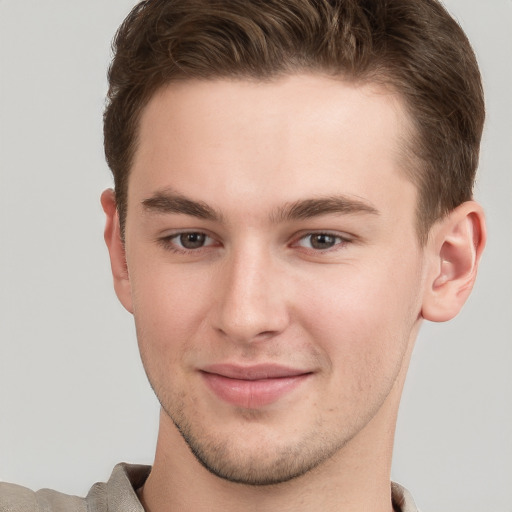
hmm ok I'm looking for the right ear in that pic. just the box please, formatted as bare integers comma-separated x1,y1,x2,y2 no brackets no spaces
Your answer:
100,189,133,313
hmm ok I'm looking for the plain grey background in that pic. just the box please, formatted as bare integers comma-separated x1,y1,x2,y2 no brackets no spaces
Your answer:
0,1,510,510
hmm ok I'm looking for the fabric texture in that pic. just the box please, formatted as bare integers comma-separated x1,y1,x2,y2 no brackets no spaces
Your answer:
0,463,419,511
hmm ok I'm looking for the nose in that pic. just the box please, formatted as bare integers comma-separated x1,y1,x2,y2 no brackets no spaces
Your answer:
212,245,290,344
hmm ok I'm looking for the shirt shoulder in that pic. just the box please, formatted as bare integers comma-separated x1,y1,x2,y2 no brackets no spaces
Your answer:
392,481,421,512
0,482,87,512
0,463,149,512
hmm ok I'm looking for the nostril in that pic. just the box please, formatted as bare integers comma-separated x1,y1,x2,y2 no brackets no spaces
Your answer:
214,326,281,344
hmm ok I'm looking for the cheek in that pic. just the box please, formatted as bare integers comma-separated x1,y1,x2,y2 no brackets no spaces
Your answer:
296,258,422,379
128,263,212,361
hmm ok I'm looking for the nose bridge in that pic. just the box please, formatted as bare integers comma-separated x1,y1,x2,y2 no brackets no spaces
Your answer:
214,238,288,342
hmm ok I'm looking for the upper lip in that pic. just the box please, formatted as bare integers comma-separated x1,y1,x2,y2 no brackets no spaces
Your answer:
200,364,312,380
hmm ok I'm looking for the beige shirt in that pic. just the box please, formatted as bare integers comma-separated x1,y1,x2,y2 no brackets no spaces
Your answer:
0,463,419,512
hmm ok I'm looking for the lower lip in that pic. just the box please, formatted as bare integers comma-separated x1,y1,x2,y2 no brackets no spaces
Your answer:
201,372,310,408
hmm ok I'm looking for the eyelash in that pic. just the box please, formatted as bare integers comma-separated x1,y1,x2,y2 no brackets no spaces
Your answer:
157,231,352,254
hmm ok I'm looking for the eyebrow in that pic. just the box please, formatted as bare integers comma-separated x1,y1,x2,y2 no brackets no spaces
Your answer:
271,196,379,223
142,192,221,221
141,191,379,223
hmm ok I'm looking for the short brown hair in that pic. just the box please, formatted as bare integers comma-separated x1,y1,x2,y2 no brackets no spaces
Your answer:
104,0,484,243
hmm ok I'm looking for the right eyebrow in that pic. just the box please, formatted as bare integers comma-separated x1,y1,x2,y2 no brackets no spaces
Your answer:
271,195,380,223
141,192,221,221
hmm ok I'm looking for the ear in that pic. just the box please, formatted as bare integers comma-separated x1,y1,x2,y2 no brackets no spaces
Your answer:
421,201,486,322
101,189,133,314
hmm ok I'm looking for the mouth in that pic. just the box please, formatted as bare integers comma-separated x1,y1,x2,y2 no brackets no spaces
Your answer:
200,364,313,409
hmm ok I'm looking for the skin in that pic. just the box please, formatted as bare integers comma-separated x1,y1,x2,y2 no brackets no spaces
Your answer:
102,74,485,512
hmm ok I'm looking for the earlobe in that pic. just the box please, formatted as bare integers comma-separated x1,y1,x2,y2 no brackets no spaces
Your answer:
421,201,486,322
100,189,134,314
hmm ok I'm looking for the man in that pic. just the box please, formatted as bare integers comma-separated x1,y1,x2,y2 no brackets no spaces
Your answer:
0,0,486,510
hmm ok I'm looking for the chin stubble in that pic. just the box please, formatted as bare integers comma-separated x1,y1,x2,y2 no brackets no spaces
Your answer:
165,401,346,486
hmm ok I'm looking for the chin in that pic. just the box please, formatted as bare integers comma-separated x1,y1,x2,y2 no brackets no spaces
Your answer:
166,404,347,486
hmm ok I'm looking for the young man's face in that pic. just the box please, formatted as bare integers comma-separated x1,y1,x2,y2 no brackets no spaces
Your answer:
118,75,429,484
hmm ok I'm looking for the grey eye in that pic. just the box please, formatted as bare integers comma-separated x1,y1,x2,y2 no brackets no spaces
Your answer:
179,232,207,249
296,233,344,251
308,234,338,250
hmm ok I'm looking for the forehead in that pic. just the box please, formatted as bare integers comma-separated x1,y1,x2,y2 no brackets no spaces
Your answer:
130,74,416,221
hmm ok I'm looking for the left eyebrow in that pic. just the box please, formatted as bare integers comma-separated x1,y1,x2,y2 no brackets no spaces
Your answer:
141,192,221,221
271,196,380,223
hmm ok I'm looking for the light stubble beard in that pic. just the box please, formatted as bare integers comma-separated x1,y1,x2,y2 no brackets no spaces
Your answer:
158,392,354,487
137,329,409,488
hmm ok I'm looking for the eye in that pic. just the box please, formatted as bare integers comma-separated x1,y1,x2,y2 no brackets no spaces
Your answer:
296,233,346,251
160,231,217,252
176,232,208,249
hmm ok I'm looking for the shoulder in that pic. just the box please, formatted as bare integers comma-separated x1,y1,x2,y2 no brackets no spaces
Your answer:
0,464,150,512
0,482,87,512
392,482,422,512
